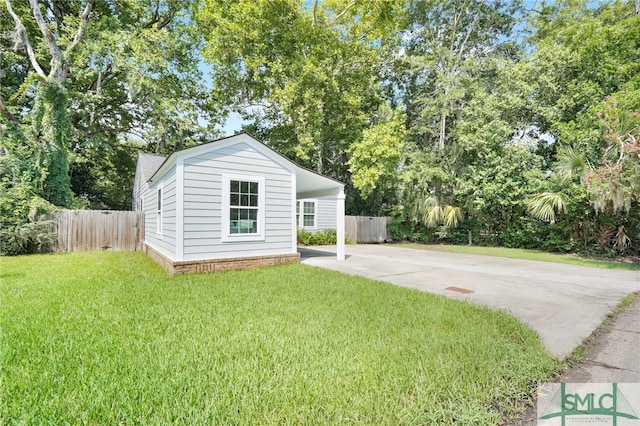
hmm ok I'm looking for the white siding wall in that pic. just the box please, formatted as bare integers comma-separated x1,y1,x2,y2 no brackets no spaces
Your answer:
182,142,293,261
315,195,337,231
132,166,144,211
145,165,176,259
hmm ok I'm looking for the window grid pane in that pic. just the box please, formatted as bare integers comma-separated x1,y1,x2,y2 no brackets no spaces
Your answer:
303,201,315,214
229,180,259,234
300,200,315,227
303,215,314,226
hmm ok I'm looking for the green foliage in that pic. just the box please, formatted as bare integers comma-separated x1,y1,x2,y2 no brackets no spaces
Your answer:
2,0,638,260
527,192,569,224
0,184,56,255
296,228,338,245
409,195,463,229
583,99,640,212
31,83,73,207
348,107,407,197
387,205,458,244
1,0,219,210
198,0,399,182
400,0,521,150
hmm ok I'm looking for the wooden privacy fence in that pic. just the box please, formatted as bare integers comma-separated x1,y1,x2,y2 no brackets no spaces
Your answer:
47,210,144,252
345,216,389,244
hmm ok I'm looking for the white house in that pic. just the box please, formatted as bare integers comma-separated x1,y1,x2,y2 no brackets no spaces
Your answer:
132,133,345,274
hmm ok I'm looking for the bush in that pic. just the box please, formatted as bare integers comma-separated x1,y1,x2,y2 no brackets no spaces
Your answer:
0,184,56,255
297,228,340,245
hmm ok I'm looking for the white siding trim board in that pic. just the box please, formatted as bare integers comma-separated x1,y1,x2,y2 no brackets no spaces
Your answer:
290,173,297,253
175,157,184,261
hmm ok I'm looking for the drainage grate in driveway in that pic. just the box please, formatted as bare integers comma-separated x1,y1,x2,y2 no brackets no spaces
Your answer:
445,286,474,294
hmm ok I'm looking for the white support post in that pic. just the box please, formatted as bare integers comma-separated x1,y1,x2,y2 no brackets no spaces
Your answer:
336,187,345,261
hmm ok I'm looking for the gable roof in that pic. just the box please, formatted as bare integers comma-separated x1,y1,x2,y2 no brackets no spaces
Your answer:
137,152,166,182
146,133,344,194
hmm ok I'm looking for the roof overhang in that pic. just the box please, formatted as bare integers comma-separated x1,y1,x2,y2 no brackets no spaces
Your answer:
147,132,344,197
296,167,343,198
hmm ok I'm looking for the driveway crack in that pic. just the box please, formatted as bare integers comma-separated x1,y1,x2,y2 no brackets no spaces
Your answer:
609,328,640,335
582,360,632,371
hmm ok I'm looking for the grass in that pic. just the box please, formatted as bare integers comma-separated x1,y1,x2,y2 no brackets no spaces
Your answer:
395,243,640,270
0,252,559,425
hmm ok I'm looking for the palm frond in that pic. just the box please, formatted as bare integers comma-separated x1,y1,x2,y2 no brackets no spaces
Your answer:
423,203,443,228
410,195,438,222
553,146,587,179
411,195,463,229
526,192,569,224
442,205,463,228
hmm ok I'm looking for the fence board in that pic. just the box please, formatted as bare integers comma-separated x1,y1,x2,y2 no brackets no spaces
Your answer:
47,210,144,252
345,216,389,244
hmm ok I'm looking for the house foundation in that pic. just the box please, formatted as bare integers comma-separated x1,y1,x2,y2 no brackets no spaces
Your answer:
144,244,300,275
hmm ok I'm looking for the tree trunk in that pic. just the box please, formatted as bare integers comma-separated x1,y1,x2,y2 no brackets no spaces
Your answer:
33,83,73,207
438,113,446,150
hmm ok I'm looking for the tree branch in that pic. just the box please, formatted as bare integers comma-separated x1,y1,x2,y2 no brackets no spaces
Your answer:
329,0,357,26
5,0,47,77
156,8,176,30
142,6,176,30
29,0,63,69
64,2,93,57
312,0,319,26
453,13,478,66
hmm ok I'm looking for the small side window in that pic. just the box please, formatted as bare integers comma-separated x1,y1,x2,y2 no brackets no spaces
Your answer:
297,199,317,229
156,187,162,235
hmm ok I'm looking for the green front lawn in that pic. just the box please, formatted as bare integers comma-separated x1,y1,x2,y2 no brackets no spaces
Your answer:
0,252,559,425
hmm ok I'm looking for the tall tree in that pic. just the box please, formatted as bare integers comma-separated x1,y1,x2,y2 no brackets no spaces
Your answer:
390,0,527,239
4,0,92,206
1,0,219,209
524,0,640,252
197,0,403,183
399,0,521,150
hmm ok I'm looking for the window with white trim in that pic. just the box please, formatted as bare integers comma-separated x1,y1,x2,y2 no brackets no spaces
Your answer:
230,179,259,234
156,187,162,234
297,199,317,228
222,174,265,241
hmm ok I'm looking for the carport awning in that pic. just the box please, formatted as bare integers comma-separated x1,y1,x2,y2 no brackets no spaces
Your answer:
293,165,345,262
295,166,343,198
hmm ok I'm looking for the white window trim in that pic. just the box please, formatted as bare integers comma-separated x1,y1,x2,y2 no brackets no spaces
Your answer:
156,184,163,235
221,173,266,242
297,199,317,229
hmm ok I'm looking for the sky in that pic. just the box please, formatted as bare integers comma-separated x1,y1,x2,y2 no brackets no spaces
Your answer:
219,112,250,137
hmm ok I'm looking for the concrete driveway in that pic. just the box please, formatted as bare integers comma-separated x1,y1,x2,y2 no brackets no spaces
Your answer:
299,244,639,359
